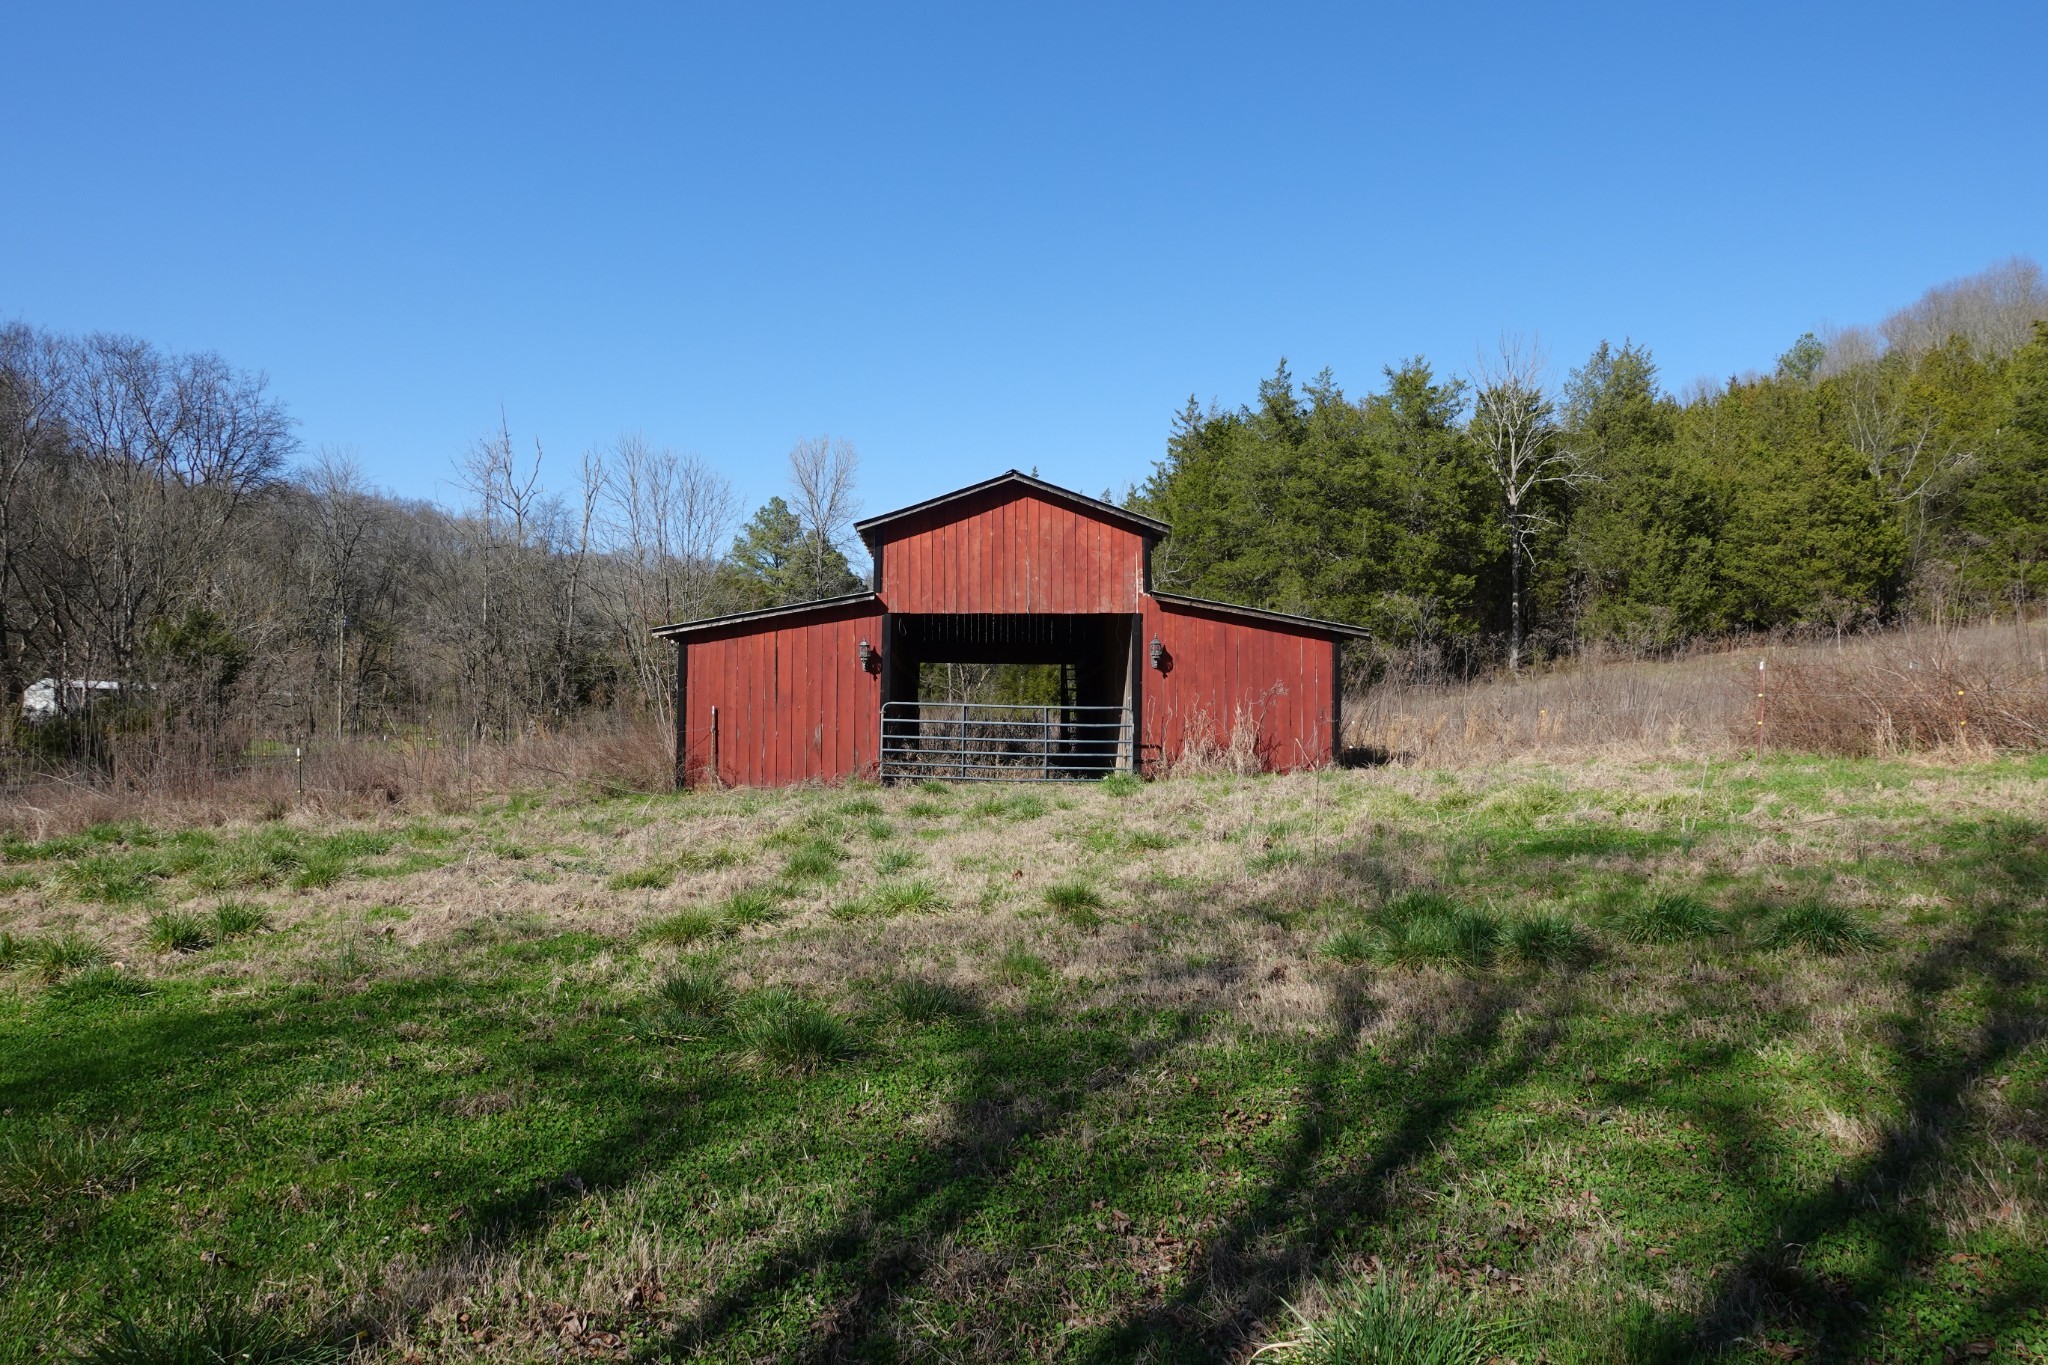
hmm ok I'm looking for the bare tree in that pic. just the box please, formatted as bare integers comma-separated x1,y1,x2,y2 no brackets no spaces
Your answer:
1470,337,1588,673
596,433,738,716
787,435,862,597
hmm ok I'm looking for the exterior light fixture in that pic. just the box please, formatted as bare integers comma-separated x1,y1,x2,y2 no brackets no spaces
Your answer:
1148,636,1165,670
858,639,873,671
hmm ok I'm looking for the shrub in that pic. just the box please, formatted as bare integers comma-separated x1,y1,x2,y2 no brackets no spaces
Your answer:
644,909,725,946
657,963,731,1021
735,990,851,1071
885,976,975,1023
212,903,269,939
1612,894,1723,944
144,912,213,955
1757,901,1884,953
872,879,944,916
1272,1273,1511,1364
782,838,847,883
1505,913,1595,969
32,934,108,981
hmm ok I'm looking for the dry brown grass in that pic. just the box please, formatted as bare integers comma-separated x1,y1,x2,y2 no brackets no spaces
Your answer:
1346,617,2048,765
0,716,674,840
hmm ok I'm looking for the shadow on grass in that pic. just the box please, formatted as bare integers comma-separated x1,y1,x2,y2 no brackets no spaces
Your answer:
1629,815,2048,1362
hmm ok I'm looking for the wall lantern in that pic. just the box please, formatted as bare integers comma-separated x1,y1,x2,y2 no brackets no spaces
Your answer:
858,639,874,672
1148,636,1166,670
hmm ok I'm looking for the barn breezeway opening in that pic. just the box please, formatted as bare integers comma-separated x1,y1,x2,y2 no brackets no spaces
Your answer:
879,613,1138,781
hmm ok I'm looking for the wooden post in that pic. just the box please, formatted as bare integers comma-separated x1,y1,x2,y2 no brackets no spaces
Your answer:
1753,658,1769,765
709,705,720,789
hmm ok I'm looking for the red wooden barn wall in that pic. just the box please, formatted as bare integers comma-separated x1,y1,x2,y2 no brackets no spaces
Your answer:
681,602,885,787
1139,598,1341,772
873,485,1146,614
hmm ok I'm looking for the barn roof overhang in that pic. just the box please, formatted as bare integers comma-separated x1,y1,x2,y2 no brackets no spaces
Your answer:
854,469,1169,548
1149,591,1373,640
652,591,882,641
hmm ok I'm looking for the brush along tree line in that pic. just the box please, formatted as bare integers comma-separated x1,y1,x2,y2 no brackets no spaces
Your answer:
3,259,2046,767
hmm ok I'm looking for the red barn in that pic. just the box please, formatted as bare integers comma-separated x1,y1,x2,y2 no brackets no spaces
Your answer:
656,471,1368,787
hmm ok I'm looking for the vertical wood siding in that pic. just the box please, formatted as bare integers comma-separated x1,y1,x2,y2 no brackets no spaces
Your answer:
680,603,885,787
1138,598,1340,773
875,487,1146,614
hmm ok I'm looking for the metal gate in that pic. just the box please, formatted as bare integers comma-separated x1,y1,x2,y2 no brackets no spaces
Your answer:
879,701,1132,781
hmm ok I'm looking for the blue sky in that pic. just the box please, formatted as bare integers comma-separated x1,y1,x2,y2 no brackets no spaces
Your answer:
4,2,2044,523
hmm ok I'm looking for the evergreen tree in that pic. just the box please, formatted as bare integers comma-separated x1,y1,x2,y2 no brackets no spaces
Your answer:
722,496,863,608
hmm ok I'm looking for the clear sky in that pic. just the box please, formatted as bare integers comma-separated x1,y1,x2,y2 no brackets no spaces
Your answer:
5,2,2044,524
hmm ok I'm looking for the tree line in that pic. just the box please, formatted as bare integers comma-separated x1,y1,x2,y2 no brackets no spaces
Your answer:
0,324,864,764
4,256,2043,768
1135,257,2048,680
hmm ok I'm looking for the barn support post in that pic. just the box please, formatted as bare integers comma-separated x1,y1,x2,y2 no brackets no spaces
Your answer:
709,705,720,788
684,646,700,794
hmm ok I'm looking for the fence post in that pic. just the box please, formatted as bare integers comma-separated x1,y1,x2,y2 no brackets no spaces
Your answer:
1755,658,1766,761
709,706,720,788
958,703,967,780
295,745,303,797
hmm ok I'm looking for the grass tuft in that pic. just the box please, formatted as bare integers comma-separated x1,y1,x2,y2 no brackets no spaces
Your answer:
0,930,37,969
874,847,921,876
644,909,726,946
1612,893,1723,944
82,1303,345,1365
993,947,1050,984
1044,879,1107,929
1375,893,1501,970
607,862,676,891
884,976,976,1023
1272,1274,1511,1364
656,963,731,1022
144,912,213,955
1505,912,1595,969
32,934,108,981
734,990,852,1071
872,879,945,916
211,902,269,939
719,887,783,929
1757,900,1884,953
1098,772,1142,797
782,837,847,883
1321,928,1378,965
48,967,154,1007
0,1128,145,1208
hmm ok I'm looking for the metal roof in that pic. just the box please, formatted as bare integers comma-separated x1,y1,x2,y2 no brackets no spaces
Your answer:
651,592,881,639
1149,591,1373,639
854,469,1169,545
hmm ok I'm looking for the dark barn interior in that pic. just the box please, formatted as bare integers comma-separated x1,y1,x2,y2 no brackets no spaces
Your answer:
880,613,1138,779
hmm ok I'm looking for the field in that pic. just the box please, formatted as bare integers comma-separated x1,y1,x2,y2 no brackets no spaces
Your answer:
2,753,2046,1362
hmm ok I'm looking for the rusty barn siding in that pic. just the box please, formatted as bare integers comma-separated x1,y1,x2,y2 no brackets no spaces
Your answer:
1139,597,1341,772
874,485,1145,615
681,602,884,787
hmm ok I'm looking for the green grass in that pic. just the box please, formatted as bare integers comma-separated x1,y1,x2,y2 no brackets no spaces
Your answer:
211,902,269,939
142,912,212,955
1756,899,1885,953
733,990,852,1072
1272,1274,1512,1364
1,757,2045,1360
1043,879,1106,929
781,837,846,882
